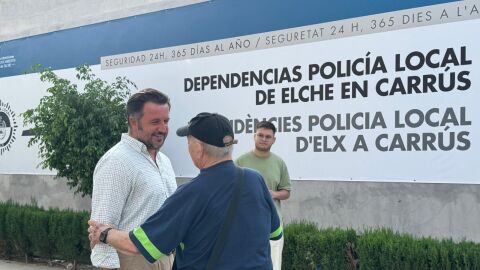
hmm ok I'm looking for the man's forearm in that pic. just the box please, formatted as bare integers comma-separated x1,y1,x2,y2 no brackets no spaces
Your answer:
89,220,140,266
271,189,290,200
106,229,140,256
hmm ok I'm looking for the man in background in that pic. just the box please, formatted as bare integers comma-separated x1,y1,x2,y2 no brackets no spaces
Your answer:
91,88,177,269
235,120,292,270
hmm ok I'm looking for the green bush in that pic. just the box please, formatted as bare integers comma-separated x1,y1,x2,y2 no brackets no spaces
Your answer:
22,65,135,196
283,222,321,270
316,228,357,270
0,201,89,263
0,201,15,257
5,205,32,258
283,223,480,270
24,209,51,259
1,203,480,269
283,222,357,270
356,228,480,270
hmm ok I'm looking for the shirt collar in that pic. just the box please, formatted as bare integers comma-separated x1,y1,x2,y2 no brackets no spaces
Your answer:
121,133,150,155
200,160,234,173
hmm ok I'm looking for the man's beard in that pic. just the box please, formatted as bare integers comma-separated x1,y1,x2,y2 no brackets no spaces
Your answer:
139,137,159,151
255,145,271,152
138,133,165,151
137,122,166,151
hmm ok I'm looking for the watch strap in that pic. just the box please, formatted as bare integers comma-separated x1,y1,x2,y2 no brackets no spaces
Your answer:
100,227,113,244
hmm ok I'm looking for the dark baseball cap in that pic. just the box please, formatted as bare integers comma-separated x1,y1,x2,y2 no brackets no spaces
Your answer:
176,112,237,147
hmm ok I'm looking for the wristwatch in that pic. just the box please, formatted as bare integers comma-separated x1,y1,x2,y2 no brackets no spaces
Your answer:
99,227,113,244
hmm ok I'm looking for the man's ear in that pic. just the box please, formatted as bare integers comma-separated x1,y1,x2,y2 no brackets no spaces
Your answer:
129,116,138,130
199,142,206,157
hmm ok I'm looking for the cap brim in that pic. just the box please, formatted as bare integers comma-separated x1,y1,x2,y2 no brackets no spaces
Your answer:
176,125,190,137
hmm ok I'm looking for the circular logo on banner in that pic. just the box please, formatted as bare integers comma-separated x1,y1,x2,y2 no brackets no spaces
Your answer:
0,100,18,155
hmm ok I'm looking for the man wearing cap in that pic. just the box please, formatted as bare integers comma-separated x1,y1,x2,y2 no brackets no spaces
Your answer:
88,112,283,270
235,120,292,270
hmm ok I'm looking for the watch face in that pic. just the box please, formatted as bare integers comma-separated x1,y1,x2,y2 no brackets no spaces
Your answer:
99,231,106,243
100,228,109,243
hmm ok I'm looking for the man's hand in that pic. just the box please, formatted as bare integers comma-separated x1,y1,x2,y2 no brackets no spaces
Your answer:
88,220,111,249
88,220,139,256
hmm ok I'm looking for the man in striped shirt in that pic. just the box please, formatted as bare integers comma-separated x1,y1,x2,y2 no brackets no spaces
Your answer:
91,89,177,270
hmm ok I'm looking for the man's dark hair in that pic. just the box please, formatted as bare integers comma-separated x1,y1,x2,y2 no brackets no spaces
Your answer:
127,88,170,126
256,120,276,134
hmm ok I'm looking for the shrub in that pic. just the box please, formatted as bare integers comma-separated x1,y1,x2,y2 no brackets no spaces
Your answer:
283,222,357,270
0,202,90,263
24,210,52,259
283,221,320,270
356,228,480,270
1,206,480,269
5,205,32,258
22,65,136,196
284,223,480,270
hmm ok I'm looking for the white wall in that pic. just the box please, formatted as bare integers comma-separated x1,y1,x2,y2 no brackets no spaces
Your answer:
0,0,206,42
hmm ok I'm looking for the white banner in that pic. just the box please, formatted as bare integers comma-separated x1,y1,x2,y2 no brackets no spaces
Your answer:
148,19,480,183
1,11,479,183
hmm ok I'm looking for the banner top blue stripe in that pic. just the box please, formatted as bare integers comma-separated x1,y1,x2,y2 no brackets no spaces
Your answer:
0,0,459,78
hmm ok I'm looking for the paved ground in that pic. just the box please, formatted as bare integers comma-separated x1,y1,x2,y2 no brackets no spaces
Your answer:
0,260,63,269
0,260,94,269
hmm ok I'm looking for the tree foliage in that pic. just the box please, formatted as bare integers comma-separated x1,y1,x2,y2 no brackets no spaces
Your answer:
22,65,136,196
